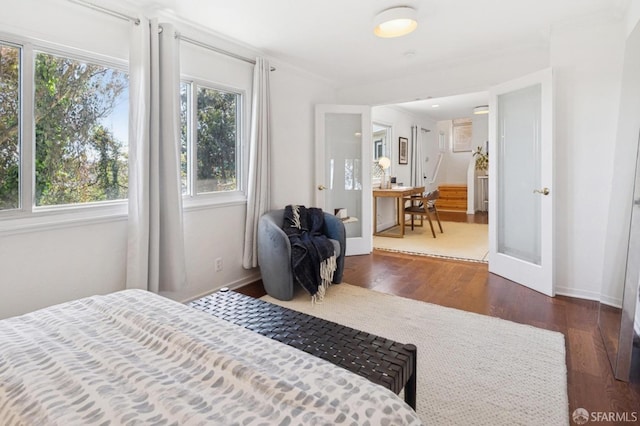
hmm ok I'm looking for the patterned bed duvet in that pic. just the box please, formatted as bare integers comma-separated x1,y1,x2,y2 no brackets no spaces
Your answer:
0,289,422,425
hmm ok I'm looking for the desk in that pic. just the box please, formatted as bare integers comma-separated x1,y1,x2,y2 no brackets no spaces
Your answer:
373,186,425,238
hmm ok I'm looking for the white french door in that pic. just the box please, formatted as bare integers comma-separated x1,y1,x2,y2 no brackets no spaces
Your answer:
315,105,372,255
488,68,555,296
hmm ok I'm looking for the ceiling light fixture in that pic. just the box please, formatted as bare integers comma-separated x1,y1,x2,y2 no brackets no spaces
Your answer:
473,105,489,115
374,6,418,38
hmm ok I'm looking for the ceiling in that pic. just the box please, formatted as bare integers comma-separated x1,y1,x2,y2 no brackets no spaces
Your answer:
392,91,490,121
123,0,627,120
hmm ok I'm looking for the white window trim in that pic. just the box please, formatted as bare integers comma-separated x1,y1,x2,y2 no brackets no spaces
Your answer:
0,32,130,233
0,34,252,234
183,192,247,212
180,76,248,209
0,202,128,236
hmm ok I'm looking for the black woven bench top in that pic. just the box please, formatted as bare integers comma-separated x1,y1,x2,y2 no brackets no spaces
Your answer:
188,289,417,409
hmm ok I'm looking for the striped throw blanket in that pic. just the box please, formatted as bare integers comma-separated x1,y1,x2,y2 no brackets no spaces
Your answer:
283,205,336,302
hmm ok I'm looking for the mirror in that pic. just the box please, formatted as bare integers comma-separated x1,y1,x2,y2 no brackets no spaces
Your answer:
616,141,640,381
598,19,640,382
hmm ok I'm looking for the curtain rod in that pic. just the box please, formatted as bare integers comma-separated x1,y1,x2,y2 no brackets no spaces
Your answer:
68,0,140,25
68,0,275,71
177,34,276,71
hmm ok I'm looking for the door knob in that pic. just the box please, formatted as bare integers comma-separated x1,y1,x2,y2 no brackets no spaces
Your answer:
318,185,326,190
533,187,550,195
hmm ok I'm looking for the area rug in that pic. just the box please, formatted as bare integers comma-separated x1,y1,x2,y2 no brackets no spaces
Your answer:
262,284,569,425
374,221,489,263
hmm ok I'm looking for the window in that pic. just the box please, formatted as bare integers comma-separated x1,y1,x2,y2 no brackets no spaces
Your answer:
0,43,20,211
34,52,129,206
180,81,242,198
0,39,129,215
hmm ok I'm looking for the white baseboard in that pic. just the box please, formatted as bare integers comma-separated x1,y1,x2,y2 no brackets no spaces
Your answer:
555,286,601,302
598,295,623,309
183,273,625,312
376,220,397,233
181,271,262,303
555,286,623,308
226,272,263,292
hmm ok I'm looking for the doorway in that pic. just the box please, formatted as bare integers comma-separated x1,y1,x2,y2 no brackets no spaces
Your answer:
371,93,490,263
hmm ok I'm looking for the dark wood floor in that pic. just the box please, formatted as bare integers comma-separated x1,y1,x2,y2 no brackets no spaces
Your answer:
239,210,640,417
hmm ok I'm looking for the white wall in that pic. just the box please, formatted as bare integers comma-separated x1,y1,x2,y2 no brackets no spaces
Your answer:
342,13,626,303
627,1,640,37
371,106,436,231
0,221,129,319
269,64,337,209
438,120,471,184
0,1,631,317
0,0,131,318
337,46,549,107
436,114,487,186
471,114,489,211
550,16,626,301
0,0,337,318
435,115,487,213
0,0,131,60
471,114,489,156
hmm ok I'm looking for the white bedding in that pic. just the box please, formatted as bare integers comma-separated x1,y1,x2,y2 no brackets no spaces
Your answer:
0,289,422,425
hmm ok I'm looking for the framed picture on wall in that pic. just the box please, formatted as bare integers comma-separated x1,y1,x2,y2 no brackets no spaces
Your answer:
452,118,473,152
399,137,408,164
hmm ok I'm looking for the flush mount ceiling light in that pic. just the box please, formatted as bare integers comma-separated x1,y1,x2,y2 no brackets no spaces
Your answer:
473,105,489,115
374,6,418,38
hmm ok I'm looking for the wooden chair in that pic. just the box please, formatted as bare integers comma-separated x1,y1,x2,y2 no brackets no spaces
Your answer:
404,190,443,238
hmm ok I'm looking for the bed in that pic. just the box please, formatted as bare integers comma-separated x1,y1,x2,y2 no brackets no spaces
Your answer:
0,289,422,425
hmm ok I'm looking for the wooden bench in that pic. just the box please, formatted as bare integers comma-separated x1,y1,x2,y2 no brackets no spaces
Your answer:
188,289,417,409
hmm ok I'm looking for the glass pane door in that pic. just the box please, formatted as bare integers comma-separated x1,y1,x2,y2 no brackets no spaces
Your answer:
325,113,363,239
315,105,372,255
497,84,542,264
488,68,553,296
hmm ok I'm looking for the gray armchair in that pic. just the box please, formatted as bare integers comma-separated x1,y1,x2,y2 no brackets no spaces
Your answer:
257,209,346,300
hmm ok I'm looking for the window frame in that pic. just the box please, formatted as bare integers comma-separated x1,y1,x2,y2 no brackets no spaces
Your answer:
180,76,247,210
0,33,130,232
0,39,24,214
372,121,393,188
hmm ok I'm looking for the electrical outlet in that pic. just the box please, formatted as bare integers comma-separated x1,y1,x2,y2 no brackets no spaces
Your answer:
215,257,223,272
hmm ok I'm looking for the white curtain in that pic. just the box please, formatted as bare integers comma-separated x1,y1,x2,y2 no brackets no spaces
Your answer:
410,125,424,189
242,58,272,269
126,18,187,293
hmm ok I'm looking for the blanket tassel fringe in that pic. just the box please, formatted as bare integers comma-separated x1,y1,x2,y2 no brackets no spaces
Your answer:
312,255,337,304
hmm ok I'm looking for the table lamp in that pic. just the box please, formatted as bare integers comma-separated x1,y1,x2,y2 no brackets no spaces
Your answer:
378,156,391,189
